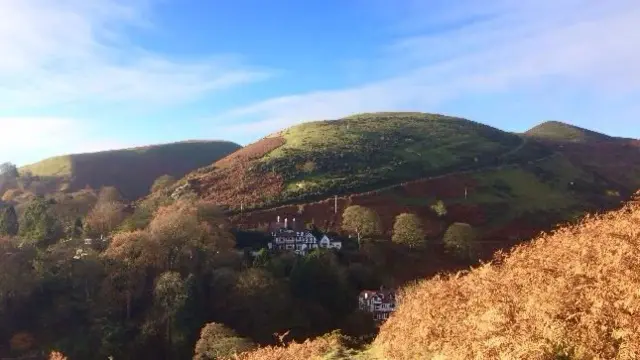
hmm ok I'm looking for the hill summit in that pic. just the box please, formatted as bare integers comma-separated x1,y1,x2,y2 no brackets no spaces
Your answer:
178,112,552,211
525,120,612,143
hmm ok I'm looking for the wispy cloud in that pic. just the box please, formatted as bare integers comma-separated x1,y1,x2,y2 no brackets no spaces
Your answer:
0,0,270,110
217,0,640,137
0,0,271,165
0,117,138,165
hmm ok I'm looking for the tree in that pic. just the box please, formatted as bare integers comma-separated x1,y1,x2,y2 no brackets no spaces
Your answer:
151,175,177,193
431,200,447,217
341,205,382,245
0,238,37,316
443,222,478,261
84,201,126,238
193,323,254,360
151,271,189,355
0,205,19,236
18,197,62,246
98,186,124,204
0,163,19,179
103,230,163,319
392,213,424,248
148,200,235,272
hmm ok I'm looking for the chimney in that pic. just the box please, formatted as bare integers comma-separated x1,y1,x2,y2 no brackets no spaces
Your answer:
293,217,296,229
277,215,280,223
284,218,288,229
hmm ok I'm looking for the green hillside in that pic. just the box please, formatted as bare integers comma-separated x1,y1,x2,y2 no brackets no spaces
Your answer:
183,112,554,210
20,140,241,199
525,120,612,143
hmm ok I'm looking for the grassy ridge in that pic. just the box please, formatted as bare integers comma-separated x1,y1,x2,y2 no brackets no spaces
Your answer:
20,140,241,199
191,112,553,211
525,120,613,143
260,113,528,201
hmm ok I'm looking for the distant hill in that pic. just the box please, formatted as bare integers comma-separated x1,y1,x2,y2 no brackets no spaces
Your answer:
168,112,640,254
19,140,241,200
524,120,613,143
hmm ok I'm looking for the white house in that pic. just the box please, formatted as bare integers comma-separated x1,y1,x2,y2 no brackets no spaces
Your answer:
319,235,342,250
267,216,342,255
358,288,397,323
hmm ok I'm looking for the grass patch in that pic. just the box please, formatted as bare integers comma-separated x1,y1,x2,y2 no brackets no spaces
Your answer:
20,155,73,177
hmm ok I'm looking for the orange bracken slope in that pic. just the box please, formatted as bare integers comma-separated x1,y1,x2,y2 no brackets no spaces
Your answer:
374,191,640,359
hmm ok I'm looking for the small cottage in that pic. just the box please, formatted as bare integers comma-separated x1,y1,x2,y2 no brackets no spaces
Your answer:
358,288,397,323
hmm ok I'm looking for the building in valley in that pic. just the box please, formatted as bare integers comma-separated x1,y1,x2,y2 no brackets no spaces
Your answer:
358,288,397,323
268,216,342,255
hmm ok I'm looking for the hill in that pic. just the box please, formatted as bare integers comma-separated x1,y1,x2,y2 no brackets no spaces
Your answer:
524,120,613,143
171,113,640,257
236,193,640,359
180,112,553,210
18,140,241,200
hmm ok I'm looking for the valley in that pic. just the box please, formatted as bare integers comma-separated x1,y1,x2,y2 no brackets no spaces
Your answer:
2,112,640,360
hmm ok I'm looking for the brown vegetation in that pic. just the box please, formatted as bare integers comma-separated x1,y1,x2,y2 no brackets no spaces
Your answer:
373,195,640,359
231,332,349,360
190,137,286,208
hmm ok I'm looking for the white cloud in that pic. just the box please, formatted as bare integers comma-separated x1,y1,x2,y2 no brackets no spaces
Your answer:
0,117,139,165
217,0,640,137
0,0,270,110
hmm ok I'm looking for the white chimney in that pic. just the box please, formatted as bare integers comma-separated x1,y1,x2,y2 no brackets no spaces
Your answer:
277,215,280,223
284,218,288,228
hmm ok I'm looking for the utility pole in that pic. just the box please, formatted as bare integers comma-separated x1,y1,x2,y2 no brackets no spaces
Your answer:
334,195,338,214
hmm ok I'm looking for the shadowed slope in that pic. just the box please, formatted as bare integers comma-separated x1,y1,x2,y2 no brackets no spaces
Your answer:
20,140,241,199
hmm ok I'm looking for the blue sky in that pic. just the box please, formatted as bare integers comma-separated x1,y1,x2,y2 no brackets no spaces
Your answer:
1,0,639,166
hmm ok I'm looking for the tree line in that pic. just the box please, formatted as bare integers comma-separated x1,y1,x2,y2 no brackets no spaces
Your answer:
0,169,480,360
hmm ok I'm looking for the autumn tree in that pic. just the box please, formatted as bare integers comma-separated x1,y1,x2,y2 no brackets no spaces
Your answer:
193,322,254,360
392,213,424,248
0,205,19,236
48,351,68,360
341,205,382,245
431,200,447,217
102,230,162,319
1,188,23,202
443,222,478,261
98,186,124,204
226,268,293,343
147,200,235,272
18,197,63,246
84,201,126,238
151,174,177,193
119,193,173,232
150,271,189,356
